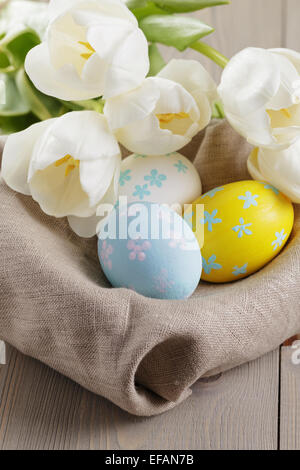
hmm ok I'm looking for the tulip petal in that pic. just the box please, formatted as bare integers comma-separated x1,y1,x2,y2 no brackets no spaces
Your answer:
85,18,149,98
247,148,266,182
104,79,160,131
267,52,300,110
248,143,300,203
158,58,217,104
68,164,120,238
152,77,199,119
1,119,55,196
225,108,276,148
219,47,280,116
29,160,95,218
48,0,83,20
108,77,200,155
80,153,121,208
27,0,147,101
270,48,300,75
67,213,101,238
27,111,120,219
25,42,104,101
116,114,189,155
28,111,120,181
49,0,137,24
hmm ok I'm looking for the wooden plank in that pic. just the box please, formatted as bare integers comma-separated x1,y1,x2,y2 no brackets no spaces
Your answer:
0,342,5,365
285,0,300,50
113,350,279,450
280,343,300,450
0,346,279,450
160,0,284,82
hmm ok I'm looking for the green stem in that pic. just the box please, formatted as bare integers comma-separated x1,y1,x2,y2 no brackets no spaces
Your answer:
63,98,105,113
131,2,168,20
190,41,229,69
212,101,225,119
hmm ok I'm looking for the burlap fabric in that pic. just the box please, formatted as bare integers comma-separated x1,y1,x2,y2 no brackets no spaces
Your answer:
1,120,300,416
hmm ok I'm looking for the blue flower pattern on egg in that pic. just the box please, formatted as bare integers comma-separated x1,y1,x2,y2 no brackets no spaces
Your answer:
201,209,222,232
133,184,151,200
201,187,224,199
119,169,131,187
232,263,248,276
174,160,188,173
134,154,147,159
144,169,167,188
272,229,287,251
232,218,252,238
202,255,222,275
258,182,279,195
238,191,259,209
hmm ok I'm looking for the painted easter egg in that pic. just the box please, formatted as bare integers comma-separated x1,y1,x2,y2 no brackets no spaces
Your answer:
186,181,294,283
119,153,202,210
98,202,202,300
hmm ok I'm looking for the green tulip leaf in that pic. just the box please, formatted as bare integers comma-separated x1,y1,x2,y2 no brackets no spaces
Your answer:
16,69,66,121
140,14,214,51
153,0,229,13
0,112,38,134
125,0,148,8
3,29,40,68
148,43,165,76
0,73,30,116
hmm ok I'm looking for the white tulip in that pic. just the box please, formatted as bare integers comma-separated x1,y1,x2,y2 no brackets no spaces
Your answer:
218,47,300,150
24,0,149,101
248,141,300,203
104,74,206,155
1,111,121,237
0,0,48,42
158,59,218,129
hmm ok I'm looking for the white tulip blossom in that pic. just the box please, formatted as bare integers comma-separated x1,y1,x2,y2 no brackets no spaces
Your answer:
158,59,218,130
104,66,215,155
1,111,121,237
24,0,149,101
0,0,49,42
248,142,300,204
218,47,300,150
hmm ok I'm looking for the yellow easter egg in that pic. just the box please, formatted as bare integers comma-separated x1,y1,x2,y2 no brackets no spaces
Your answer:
189,181,294,283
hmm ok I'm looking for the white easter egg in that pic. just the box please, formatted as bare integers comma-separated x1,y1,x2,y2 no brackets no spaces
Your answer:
119,153,202,209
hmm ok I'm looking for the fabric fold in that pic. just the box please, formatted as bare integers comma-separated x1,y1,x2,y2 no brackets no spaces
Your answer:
1,120,300,416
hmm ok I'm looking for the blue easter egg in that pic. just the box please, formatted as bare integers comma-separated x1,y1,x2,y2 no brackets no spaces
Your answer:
97,202,202,300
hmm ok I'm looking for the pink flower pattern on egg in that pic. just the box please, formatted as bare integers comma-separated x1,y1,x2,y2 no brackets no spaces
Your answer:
100,241,114,270
154,269,175,293
127,240,151,261
169,231,189,250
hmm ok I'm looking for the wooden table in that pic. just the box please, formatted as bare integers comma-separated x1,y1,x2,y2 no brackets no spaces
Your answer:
1,343,300,450
1,0,300,450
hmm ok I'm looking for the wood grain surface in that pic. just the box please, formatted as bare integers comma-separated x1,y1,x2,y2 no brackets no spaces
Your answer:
0,346,279,450
280,344,300,450
1,0,300,450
